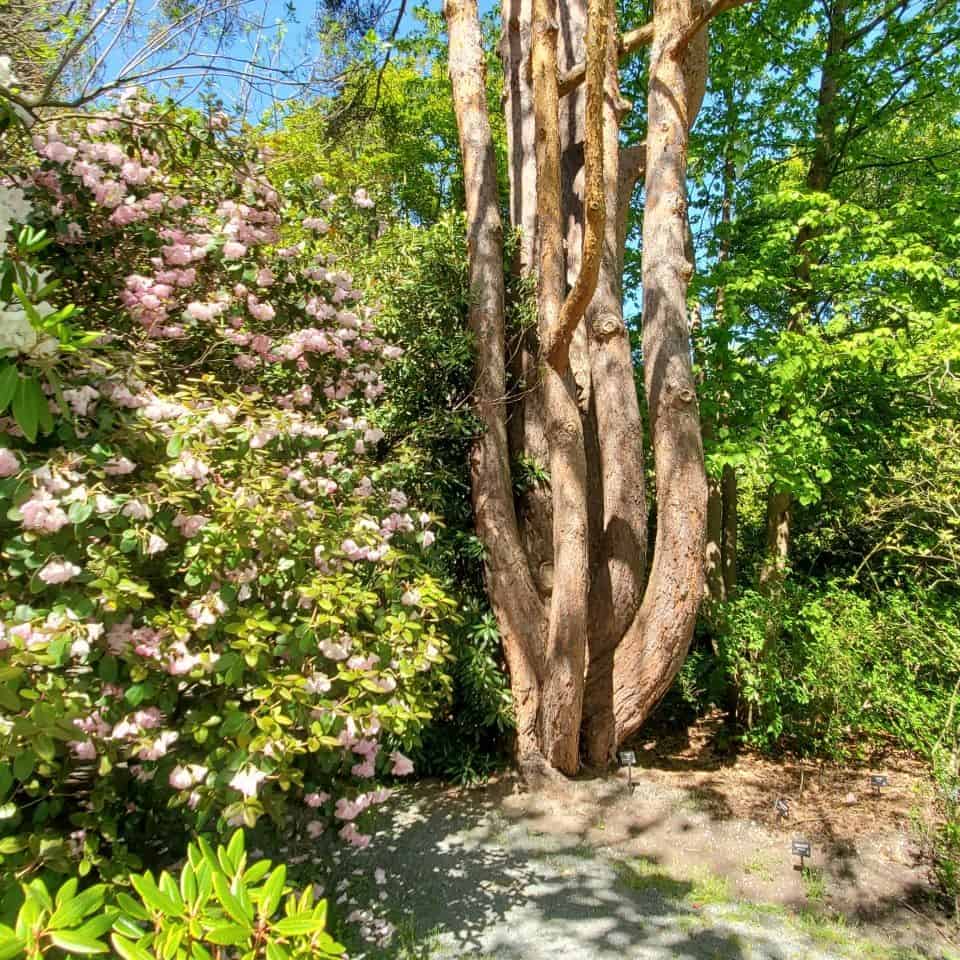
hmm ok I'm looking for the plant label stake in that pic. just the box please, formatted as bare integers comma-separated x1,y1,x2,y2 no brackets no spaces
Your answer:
870,774,888,797
619,751,636,789
792,839,812,870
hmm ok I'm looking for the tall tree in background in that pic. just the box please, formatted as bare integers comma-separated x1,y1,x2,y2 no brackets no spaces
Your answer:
444,0,750,775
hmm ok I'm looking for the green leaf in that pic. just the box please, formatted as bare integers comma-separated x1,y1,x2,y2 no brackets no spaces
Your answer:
265,942,289,960
204,924,249,946
0,836,26,855
0,366,18,413
111,916,146,940
226,829,244,869
54,878,78,909
259,865,286,919
13,751,34,782
211,874,250,929
272,916,325,936
12,377,44,443
115,893,149,922
68,501,94,524
190,942,212,960
50,884,105,929
111,933,153,960
130,873,181,917
242,860,271,885
0,930,24,960
47,930,109,954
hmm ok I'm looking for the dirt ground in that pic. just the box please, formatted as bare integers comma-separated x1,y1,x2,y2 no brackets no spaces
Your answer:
487,711,949,952
316,713,957,957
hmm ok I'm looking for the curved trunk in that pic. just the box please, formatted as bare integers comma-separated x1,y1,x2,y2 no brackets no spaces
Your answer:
445,0,547,760
611,0,709,745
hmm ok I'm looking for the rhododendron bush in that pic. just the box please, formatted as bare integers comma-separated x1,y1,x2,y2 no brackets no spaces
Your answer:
0,96,455,889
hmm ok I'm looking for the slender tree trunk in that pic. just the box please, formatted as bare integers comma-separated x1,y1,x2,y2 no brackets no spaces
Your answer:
445,0,547,761
609,0,709,745
721,463,738,598
705,85,737,605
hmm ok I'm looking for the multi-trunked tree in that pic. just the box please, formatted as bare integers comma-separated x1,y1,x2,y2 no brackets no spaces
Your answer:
444,0,751,776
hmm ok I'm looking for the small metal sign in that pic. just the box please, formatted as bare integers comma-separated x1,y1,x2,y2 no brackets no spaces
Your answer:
774,798,790,820
870,774,888,796
619,751,636,789
792,839,812,867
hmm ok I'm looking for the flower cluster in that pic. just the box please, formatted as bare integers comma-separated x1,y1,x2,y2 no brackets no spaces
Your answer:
0,98,453,888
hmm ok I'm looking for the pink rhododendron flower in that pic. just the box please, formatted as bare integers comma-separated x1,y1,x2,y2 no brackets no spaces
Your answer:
69,740,96,760
247,296,275,322
319,639,349,661
103,456,136,475
138,731,179,761
145,533,168,555
229,765,266,797
340,822,372,847
121,499,152,520
0,448,20,477
305,792,329,807
38,560,82,584
422,530,436,549
307,820,326,838
169,764,208,790
351,758,375,778
62,385,100,416
169,453,209,483
173,513,208,538
390,751,414,776
222,240,247,260
352,188,375,209
305,673,331,693
21,491,69,533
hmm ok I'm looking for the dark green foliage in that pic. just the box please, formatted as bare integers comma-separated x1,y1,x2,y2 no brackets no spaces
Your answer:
358,213,515,782
685,584,960,759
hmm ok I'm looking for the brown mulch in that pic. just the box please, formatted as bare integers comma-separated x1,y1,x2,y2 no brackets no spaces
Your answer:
625,709,938,842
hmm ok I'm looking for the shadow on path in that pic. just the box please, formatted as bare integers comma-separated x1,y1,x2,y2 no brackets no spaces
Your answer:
326,783,892,959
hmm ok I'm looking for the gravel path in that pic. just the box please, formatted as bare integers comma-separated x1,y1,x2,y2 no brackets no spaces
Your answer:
319,777,953,960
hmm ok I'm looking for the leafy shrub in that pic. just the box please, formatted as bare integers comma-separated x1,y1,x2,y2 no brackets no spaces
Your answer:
0,98,456,887
0,830,344,959
705,582,960,757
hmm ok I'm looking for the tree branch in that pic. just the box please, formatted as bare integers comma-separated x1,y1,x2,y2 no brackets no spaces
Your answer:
671,0,756,60
558,22,652,97
546,0,612,372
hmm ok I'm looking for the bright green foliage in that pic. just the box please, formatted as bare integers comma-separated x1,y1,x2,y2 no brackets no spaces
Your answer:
691,584,960,757
0,830,343,960
268,9,507,228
